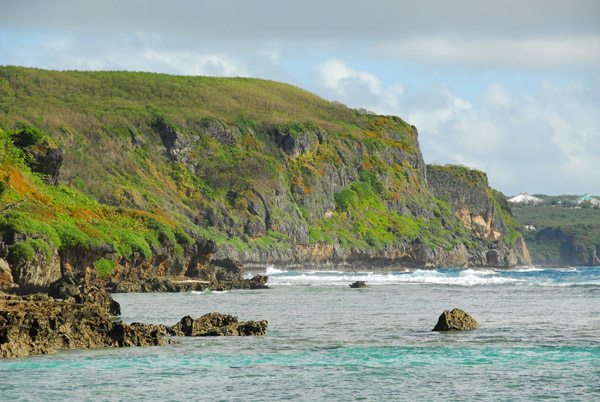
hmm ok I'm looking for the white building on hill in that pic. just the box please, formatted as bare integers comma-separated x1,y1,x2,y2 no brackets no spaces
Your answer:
573,194,600,207
508,192,543,205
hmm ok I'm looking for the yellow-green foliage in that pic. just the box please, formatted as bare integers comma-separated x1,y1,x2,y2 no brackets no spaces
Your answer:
0,129,196,262
0,212,61,247
0,67,478,257
95,257,116,278
8,238,52,263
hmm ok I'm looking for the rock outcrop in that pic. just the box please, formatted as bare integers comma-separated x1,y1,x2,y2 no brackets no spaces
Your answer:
48,272,121,316
525,226,600,266
0,293,165,358
349,281,367,288
168,313,267,337
103,274,269,293
0,292,268,358
3,235,62,294
28,147,64,186
427,165,532,267
432,308,479,331
210,258,244,282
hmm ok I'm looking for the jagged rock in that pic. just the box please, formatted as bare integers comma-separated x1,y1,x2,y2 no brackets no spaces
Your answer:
529,227,599,266
103,274,268,293
427,165,532,267
349,281,367,288
28,147,64,186
269,125,320,158
60,242,117,277
48,272,121,316
210,274,269,291
153,117,190,163
0,292,163,358
202,120,237,146
210,258,244,282
0,292,267,358
6,235,62,294
168,312,267,337
432,308,479,331
12,133,64,186
244,215,267,237
0,258,16,291
106,235,216,285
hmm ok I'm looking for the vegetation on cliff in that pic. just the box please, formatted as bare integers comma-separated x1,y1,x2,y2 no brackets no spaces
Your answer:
512,205,600,265
0,126,195,279
0,66,527,272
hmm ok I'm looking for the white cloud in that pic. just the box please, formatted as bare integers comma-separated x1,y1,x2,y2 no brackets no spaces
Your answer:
314,59,382,96
414,81,600,195
139,50,247,77
309,60,599,195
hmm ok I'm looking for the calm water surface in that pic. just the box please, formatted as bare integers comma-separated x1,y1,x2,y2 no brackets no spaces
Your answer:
1,267,599,401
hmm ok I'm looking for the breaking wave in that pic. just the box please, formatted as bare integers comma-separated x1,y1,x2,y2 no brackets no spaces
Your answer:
259,266,600,287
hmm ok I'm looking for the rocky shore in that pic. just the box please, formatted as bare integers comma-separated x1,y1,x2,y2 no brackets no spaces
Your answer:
0,283,268,358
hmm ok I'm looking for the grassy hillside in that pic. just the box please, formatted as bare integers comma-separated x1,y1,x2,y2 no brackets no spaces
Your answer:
0,126,193,277
0,66,524,269
512,205,600,265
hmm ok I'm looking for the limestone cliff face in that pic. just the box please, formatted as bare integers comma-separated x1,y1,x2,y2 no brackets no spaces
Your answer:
0,68,533,279
210,127,530,269
426,165,532,267
527,227,600,266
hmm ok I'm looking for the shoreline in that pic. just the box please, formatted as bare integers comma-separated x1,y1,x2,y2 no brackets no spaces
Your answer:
245,264,579,274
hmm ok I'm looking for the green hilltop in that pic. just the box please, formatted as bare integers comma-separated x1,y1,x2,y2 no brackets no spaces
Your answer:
0,66,526,275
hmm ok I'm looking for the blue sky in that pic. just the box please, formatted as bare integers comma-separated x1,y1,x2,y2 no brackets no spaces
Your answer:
1,0,599,196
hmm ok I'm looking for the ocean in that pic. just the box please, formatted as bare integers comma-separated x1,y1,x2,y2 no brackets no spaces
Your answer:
1,266,599,401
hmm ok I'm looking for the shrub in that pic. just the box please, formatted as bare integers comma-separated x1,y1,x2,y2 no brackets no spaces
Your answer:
11,123,44,148
0,212,61,248
51,222,91,249
174,226,194,246
8,238,52,263
8,241,34,263
145,217,176,245
110,228,152,260
95,257,116,278
334,189,357,212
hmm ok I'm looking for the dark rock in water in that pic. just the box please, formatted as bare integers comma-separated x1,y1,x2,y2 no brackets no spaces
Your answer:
48,272,121,316
168,312,268,337
349,281,367,288
432,308,479,331
211,274,269,291
0,292,268,358
0,292,163,358
243,274,269,289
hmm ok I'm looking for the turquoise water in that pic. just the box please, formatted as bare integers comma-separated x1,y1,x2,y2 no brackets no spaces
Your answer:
2,267,600,401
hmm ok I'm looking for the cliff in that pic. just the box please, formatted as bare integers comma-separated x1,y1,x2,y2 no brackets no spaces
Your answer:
511,204,600,266
0,67,530,291
426,165,531,267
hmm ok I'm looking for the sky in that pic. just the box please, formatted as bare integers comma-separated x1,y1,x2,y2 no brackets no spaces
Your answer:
1,0,599,196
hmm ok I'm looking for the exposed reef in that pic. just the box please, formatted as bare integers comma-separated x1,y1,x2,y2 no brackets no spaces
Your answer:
0,291,268,358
